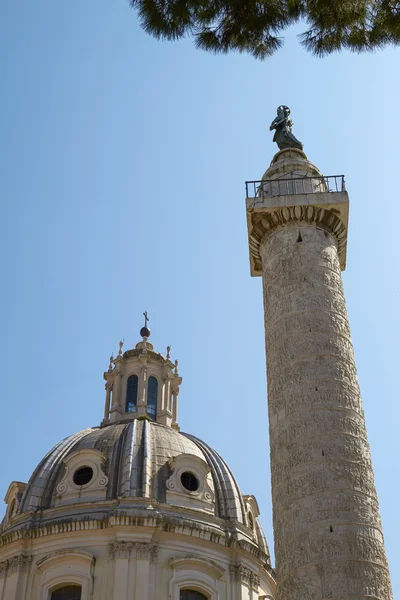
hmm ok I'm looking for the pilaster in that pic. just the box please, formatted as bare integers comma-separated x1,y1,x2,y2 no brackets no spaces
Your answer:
108,542,158,600
109,360,123,422
109,542,132,600
230,564,260,600
0,554,32,600
137,358,148,417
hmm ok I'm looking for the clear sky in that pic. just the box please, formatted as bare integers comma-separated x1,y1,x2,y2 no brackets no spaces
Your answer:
1,0,399,594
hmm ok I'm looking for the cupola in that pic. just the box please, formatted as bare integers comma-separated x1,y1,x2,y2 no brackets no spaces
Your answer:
102,315,181,429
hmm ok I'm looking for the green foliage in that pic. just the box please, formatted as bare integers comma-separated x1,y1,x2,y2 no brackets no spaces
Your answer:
130,0,400,58
136,414,153,421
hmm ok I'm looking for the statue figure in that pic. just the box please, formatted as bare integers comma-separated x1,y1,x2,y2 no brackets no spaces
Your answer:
269,106,303,150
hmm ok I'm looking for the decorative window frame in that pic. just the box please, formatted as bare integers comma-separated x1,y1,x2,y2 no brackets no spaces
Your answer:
36,550,95,600
55,449,108,506
243,495,260,541
169,556,225,600
166,454,215,514
3,481,26,524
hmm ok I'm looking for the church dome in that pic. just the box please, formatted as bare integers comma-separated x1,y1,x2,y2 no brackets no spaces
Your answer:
0,331,275,600
16,420,268,556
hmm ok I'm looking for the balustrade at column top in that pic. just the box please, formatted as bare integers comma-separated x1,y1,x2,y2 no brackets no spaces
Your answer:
245,148,349,276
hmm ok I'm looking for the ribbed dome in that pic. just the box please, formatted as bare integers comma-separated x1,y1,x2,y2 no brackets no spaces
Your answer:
16,420,269,559
21,421,242,515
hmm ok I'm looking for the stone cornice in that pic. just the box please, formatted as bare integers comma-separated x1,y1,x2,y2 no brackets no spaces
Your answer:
0,512,271,572
123,349,166,364
233,539,269,563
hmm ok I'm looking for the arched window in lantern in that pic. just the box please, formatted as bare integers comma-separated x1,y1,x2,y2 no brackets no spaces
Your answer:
51,586,82,600
125,375,138,413
147,376,158,420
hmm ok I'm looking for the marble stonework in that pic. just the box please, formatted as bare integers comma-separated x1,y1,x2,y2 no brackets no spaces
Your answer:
246,148,393,600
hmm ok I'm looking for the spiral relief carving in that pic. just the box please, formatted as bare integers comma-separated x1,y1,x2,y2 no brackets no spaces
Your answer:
261,224,393,599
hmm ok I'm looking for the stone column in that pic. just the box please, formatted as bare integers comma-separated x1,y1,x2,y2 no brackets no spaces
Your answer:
158,371,173,426
171,390,179,429
171,370,182,431
246,149,393,600
104,382,112,420
261,224,392,598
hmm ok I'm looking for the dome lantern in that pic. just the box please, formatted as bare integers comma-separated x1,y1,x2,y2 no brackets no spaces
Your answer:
102,319,182,429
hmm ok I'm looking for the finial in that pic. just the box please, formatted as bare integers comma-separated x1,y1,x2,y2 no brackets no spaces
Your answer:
174,359,179,375
140,311,151,339
269,105,303,150
108,353,114,371
118,340,124,356
166,345,171,360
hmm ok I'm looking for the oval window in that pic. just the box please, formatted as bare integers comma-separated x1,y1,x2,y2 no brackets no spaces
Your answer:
180,471,199,492
73,466,93,486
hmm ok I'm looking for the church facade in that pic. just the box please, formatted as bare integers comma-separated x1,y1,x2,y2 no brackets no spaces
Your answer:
0,110,393,599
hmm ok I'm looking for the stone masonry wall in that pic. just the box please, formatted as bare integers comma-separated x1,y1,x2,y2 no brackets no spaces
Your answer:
260,224,393,600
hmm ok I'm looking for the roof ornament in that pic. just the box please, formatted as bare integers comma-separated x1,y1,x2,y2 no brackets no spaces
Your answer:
269,105,303,150
140,311,151,339
166,345,171,360
118,340,124,356
108,354,114,371
174,359,179,375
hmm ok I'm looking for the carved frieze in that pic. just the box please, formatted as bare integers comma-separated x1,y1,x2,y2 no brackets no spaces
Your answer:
260,223,392,599
319,560,392,600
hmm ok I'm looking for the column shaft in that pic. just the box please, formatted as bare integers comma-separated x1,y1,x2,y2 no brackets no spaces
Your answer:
261,224,392,600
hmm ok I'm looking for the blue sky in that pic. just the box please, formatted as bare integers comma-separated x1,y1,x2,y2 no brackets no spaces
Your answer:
1,0,399,593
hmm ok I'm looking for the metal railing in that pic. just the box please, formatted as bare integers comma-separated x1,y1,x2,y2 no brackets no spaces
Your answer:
245,175,345,198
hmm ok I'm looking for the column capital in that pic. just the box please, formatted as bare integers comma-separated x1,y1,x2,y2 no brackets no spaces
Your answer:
0,554,32,577
229,564,260,589
246,191,349,275
108,541,158,562
108,541,134,559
